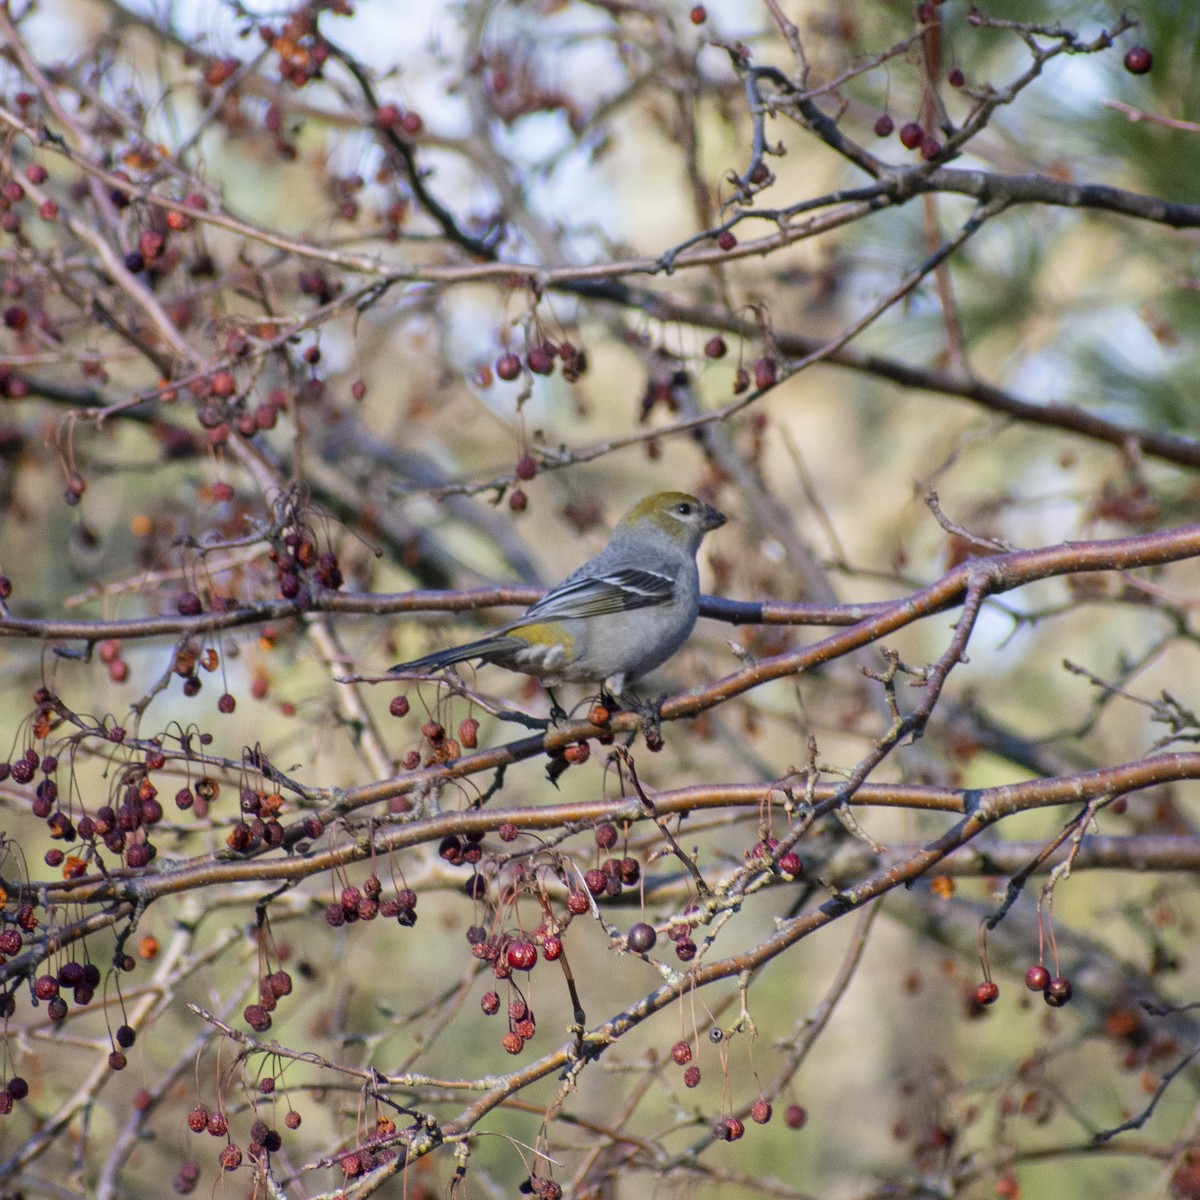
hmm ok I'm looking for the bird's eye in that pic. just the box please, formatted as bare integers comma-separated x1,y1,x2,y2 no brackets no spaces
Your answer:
675,502,693,515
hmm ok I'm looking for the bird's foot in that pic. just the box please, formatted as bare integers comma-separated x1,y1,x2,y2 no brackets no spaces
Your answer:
621,692,667,750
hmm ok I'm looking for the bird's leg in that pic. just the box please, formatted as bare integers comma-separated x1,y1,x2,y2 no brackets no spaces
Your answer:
546,689,569,725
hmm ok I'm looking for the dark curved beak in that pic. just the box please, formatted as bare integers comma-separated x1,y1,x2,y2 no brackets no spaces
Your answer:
702,503,728,532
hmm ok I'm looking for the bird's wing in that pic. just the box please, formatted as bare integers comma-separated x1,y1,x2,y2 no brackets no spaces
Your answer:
515,567,675,623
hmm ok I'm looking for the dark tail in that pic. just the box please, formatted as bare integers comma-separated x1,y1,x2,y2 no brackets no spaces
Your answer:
389,635,525,675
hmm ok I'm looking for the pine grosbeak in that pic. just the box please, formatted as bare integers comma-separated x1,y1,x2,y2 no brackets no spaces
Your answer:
390,491,726,697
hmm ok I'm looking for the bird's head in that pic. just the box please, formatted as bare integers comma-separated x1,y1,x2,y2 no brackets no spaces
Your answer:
618,491,727,552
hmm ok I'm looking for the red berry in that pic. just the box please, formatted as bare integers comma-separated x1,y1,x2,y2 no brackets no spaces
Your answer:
1124,46,1152,75
627,922,657,953
899,121,923,150
751,1099,772,1124
389,695,410,718
527,344,555,375
25,163,48,184
690,4,706,23
139,230,165,260
785,1104,807,1130
177,592,202,616
400,111,423,135
509,488,528,512
1044,976,1073,1007
683,1065,701,1087
566,890,589,914
874,113,895,137
244,1003,272,1031
217,693,235,713
920,134,942,160
671,1039,692,1065
506,939,537,971
974,980,999,1006
778,851,802,877
704,335,727,358
948,67,965,87
516,455,537,480
752,356,777,389
495,352,521,380
716,229,736,251
1024,964,1050,991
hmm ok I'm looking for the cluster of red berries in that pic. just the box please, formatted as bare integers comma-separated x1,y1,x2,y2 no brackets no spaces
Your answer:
324,875,419,934
972,965,1073,1010
186,1099,298,1181
747,836,803,879
0,166,62,233
494,339,586,385
271,528,343,603
399,717,475,769
335,1119,402,1181
252,4,354,91
226,786,288,853
242,966,295,1033
439,831,486,869
480,988,539,1054
376,103,424,137
3,705,179,875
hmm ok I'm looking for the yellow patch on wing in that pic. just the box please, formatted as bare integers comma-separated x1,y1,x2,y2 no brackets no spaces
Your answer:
508,622,576,652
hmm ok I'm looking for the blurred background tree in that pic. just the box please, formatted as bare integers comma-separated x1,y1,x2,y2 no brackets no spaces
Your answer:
2,1,1200,1197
